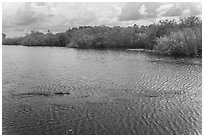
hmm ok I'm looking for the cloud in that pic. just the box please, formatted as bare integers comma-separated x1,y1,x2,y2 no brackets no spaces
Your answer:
161,2,201,17
119,3,162,21
2,2,124,37
138,5,148,16
2,2,202,37
119,2,202,21
156,4,174,16
15,3,44,26
34,2,46,6
3,3,55,29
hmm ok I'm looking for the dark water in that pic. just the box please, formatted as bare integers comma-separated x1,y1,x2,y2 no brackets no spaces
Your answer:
2,45,202,135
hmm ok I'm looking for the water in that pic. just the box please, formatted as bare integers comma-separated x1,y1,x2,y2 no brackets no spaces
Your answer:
2,45,202,135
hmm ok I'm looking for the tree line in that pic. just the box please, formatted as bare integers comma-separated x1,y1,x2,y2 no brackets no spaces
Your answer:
2,16,202,57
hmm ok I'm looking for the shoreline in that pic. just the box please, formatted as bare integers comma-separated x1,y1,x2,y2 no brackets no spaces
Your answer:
3,44,202,59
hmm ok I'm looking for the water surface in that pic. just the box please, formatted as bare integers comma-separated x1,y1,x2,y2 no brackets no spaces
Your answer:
2,45,202,135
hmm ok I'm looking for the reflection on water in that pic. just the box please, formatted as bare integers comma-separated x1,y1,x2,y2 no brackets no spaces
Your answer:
2,46,202,135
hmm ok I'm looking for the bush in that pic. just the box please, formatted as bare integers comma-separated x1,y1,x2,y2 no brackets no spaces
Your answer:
154,27,201,56
2,16,202,57
2,37,23,45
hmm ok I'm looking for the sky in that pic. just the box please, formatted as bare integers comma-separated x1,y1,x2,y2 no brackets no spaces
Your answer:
2,2,202,37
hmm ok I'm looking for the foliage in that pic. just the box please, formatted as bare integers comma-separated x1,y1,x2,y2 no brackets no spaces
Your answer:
2,16,202,57
154,27,202,57
2,37,23,45
2,33,6,39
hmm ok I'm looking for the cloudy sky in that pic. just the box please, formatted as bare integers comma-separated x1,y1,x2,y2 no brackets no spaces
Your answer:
2,2,202,37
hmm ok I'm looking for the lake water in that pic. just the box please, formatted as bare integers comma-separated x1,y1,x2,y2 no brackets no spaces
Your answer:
2,45,202,135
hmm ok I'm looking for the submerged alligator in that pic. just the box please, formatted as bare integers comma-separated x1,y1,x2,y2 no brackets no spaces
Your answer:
12,91,70,98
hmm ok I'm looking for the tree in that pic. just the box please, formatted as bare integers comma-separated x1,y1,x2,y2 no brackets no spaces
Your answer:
2,33,6,39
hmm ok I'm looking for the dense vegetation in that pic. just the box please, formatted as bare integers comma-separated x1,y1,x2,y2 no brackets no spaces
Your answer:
2,16,202,57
